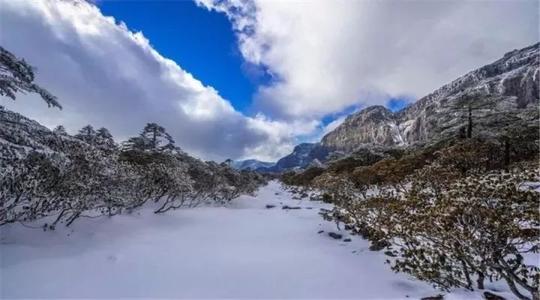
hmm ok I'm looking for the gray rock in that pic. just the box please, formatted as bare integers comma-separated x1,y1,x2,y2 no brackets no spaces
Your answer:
421,295,444,300
321,43,539,153
328,232,343,239
282,205,301,210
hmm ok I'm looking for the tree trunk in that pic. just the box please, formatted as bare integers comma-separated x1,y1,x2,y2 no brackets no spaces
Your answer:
466,105,473,139
154,198,170,214
476,271,485,290
502,274,530,300
461,259,473,290
152,128,157,149
52,209,67,227
66,212,81,227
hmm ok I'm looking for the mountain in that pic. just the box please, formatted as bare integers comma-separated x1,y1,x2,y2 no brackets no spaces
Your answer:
321,105,404,153
232,159,274,171
258,143,330,173
322,43,539,152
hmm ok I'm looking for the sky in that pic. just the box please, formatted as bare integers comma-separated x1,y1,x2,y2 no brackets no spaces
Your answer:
0,0,538,162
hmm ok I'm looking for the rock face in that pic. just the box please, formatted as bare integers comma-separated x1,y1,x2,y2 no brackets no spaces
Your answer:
260,143,330,172
322,43,540,152
321,106,404,153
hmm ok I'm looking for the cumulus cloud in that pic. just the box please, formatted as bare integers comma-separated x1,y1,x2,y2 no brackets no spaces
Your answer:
197,0,539,120
0,0,303,161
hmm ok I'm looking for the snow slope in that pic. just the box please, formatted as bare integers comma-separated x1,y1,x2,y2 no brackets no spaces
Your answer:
0,181,513,299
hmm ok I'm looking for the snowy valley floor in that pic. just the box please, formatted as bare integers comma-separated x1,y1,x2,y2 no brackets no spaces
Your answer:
0,181,515,299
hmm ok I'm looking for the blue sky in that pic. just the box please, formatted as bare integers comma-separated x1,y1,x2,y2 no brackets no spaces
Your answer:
99,0,265,114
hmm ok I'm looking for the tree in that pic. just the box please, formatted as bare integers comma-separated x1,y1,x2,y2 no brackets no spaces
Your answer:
52,125,67,136
0,46,61,109
141,123,175,150
75,125,97,145
452,93,491,140
123,123,176,152
96,127,116,151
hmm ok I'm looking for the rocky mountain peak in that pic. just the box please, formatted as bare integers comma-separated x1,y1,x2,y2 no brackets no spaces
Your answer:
321,105,403,152
322,42,539,153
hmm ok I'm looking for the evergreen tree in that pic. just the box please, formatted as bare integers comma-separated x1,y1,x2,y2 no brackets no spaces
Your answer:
52,125,67,135
75,125,97,145
95,127,116,151
140,123,175,150
0,46,61,109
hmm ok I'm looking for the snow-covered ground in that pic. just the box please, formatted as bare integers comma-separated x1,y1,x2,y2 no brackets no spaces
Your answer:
0,181,514,299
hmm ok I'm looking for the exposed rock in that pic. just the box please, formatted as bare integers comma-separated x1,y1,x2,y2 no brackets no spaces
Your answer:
421,295,444,300
343,238,352,242
328,232,343,239
321,43,539,153
322,106,404,152
282,205,301,210
259,143,330,173
265,204,276,209
317,230,324,234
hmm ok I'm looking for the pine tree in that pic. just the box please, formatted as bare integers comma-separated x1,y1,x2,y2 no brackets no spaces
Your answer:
96,127,116,151
140,123,175,150
53,125,67,135
0,46,61,109
75,125,97,145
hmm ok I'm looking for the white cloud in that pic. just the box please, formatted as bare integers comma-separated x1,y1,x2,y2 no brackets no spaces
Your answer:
245,113,319,160
197,0,539,120
0,0,306,162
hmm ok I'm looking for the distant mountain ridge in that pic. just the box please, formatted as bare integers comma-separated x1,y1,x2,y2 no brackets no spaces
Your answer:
232,159,274,171
322,42,539,152
260,42,539,172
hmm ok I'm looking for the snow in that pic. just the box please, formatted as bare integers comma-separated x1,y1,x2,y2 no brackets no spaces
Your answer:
0,181,515,299
388,121,406,146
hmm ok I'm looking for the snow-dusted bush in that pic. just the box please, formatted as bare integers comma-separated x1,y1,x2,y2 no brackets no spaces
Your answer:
0,114,267,228
303,139,540,300
316,162,539,300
